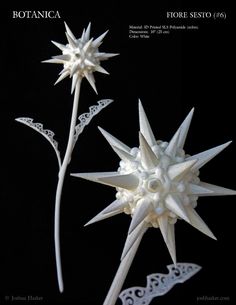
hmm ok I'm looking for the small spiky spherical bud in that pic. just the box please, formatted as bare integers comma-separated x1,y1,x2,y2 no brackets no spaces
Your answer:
43,22,118,94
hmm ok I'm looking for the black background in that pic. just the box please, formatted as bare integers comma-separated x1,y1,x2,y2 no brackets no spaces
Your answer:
2,2,235,305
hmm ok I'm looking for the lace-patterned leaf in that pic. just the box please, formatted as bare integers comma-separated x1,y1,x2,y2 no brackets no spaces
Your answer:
15,117,61,168
119,263,201,305
73,99,113,145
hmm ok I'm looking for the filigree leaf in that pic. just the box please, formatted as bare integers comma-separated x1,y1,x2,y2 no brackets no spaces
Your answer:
73,99,113,145
119,263,201,305
15,117,61,168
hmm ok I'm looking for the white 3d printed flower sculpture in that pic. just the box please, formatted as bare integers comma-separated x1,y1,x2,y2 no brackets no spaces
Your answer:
72,100,236,305
16,22,117,293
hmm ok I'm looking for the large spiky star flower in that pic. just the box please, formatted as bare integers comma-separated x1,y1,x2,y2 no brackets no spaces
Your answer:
72,100,236,264
43,22,118,94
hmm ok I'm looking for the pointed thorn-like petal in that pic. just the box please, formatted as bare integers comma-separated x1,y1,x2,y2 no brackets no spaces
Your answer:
59,67,69,75
168,159,197,181
51,40,66,51
70,63,80,76
85,209,122,226
84,22,91,41
92,30,109,47
94,65,109,74
83,38,93,53
71,171,120,182
121,221,147,260
84,71,97,94
188,183,214,196
71,171,139,190
128,199,152,234
187,141,232,171
84,59,95,67
101,199,128,214
185,205,217,240
199,182,236,196
64,22,76,40
98,127,131,153
53,54,70,61
165,128,181,158
165,194,190,223
54,71,70,85
81,28,86,42
166,223,177,265
158,214,169,243
122,228,146,265
177,108,194,149
94,52,119,60
139,132,159,169
138,99,156,147
42,58,64,64
98,173,139,190
111,145,134,162
65,32,77,48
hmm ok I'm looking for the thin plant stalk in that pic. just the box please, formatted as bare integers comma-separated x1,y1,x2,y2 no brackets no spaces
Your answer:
54,78,82,292
103,227,147,305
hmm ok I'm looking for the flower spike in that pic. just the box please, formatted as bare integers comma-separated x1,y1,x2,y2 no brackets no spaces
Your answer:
43,22,118,93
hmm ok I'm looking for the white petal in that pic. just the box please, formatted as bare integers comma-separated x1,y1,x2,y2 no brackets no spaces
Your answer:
158,214,168,243
101,199,128,214
166,223,176,265
177,108,194,149
51,40,66,51
54,71,70,85
64,22,76,40
128,199,152,234
185,205,216,240
85,209,122,226
71,171,120,182
98,173,139,190
84,59,95,67
94,65,109,74
59,67,69,75
53,54,70,61
121,221,147,260
98,127,131,153
165,194,190,223
199,182,236,196
84,71,97,94
81,28,86,42
94,52,119,60
72,171,139,190
70,62,80,77
65,32,77,48
111,145,134,162
92,30,109,47
188,183,214,196
167,159,197,181
84,199,128,226
138,99,156,147
165,128,181,158
84,22,91,41
42,58,64,64
139,132,159,169
187,141,232,171
83,38,93,53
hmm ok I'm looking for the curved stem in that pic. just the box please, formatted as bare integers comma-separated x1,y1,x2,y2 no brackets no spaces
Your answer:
54,78,82,293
